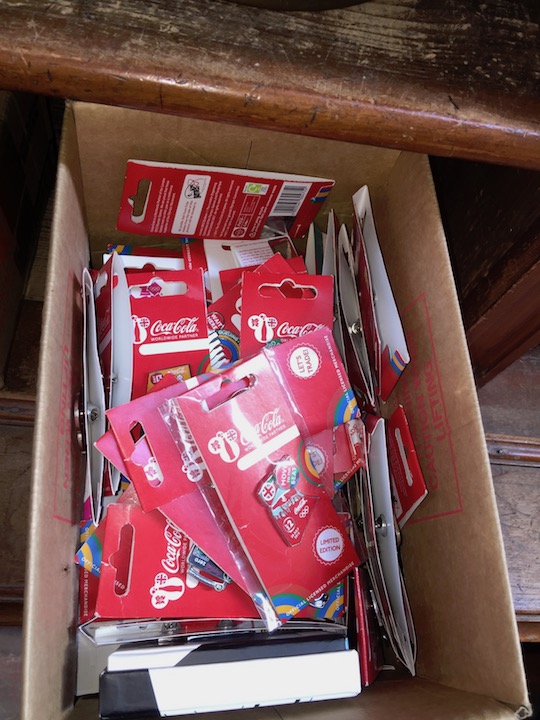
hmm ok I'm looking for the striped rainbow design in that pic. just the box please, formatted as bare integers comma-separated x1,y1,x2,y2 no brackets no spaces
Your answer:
215,330,240,364
333,390,360,426
296,443,323,487
75,532,103,577
273,592,307,620
310,185,334,203
107,244,131,255
79,519,95,545
197,353,214,375
198,331,240,374
310,582,345,620
389,348,407,375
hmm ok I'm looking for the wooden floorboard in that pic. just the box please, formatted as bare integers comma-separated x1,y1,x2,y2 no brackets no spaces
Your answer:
477,344,540,439
0,424,32,620
477,344,540,641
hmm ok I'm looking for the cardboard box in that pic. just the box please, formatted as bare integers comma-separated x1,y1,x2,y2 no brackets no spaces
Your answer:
22,101,530,719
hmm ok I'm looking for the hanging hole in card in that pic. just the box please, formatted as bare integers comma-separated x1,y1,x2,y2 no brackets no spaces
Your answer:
129,278,188,298
128,178,151,223
394,427,414,487
128,421,164,488
110,523,134,596
202,375,256,412
257,279,317,300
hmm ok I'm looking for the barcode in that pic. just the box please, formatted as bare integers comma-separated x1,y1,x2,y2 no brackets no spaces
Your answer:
271,183,309,216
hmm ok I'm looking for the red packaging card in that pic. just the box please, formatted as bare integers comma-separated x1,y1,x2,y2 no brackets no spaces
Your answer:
240,271,334,357
181,239,211,303
96,502,258,620
105,378,251,594
206,254,305,366
333,419,367,490
219,254,306,296
264,328,360,439
176,354,359,621
305,429,335,499
386,405,427,527
117,161,334,240
94,429,131,480
79,567,100,625
353,566,385,687
128,269,210,399
305,420,366,499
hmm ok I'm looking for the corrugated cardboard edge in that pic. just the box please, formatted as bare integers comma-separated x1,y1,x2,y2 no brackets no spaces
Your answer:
373,152,531,717
21,104,89,720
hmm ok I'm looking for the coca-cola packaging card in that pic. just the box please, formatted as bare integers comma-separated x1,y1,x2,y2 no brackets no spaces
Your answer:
94,429,131,481
206,254,306,366
240,271,334,357
386,405,427,528
264,328,360,439
333,419,367,491
304,429,335,498
181,239,211,303
352,565,385,687
219,255,307,295
352,186,410,401
128,269,211,399
304,425,364,502
175,351,360,622
117,160,334,240
95,501,259,621
204,238,278,302
105,376,253,596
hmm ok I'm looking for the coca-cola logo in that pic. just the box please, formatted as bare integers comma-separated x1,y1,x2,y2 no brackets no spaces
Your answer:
277,322,325,338
150,574,185,609
161,521,183,574
151,317,199,337
241,408,283,446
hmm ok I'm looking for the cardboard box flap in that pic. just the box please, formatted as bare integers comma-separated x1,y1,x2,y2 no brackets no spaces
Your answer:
22,106,89,719
278,677,522,720
372,152,529,712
